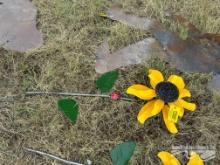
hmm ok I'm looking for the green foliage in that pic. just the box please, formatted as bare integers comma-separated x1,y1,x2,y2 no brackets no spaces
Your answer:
111,141,136,165
96,70,119,93
57,99,79,124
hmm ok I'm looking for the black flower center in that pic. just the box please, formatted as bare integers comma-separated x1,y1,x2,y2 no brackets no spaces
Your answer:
155,82,179,103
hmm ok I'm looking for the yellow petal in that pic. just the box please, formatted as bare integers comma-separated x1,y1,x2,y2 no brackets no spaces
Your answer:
162,105,178,134
168,103,184,118
148,69,164,88
187,152,204,165
179,88,191,98
137,100,162,124
126,84,156,100
158,151,181,165
168,75,185,90
152,99,164,115
175,99,196,111
178,107,184,117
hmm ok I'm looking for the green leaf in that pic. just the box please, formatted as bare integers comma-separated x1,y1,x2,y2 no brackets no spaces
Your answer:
96,70,119,93
111,141,136,165
57,99,79,124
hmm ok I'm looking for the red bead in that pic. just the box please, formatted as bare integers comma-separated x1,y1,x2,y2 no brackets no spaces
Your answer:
110,91,121,100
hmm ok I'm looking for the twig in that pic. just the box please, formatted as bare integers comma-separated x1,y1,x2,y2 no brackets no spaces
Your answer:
24,148,86,165
25,91,136,102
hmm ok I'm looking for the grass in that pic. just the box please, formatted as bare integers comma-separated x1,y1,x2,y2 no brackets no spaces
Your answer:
0,0,220,164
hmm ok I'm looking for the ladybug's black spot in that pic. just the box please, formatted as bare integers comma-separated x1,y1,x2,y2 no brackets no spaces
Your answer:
156,82,179,103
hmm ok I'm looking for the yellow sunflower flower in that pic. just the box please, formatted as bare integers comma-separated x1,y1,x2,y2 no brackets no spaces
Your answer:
158,151,204,165
126,69,196,134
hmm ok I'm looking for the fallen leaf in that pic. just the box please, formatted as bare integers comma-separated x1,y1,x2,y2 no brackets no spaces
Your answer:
106,6,158,31
111,141,136,165
0,0,43,52
105,6,172,36
96,70,119,93
57,99,79,124
97,7,220,92
168,14,220,45
167,13,201,37
95,38,165,73
198,33,220,45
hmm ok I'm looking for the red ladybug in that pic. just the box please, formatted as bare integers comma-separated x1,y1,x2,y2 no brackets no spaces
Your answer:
110,91,121,100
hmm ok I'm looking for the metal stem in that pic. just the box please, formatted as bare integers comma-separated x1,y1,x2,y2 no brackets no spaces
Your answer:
24,148,86,165
26,91,110,98
25,91,136,102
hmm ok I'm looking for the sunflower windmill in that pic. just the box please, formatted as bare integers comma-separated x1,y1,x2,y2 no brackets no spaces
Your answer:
126,69,196,134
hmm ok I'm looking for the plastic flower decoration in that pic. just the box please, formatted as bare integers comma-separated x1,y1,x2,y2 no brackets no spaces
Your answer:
126,69,196,134
158,151,204,165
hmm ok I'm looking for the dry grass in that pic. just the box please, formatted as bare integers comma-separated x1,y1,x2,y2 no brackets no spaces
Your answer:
0,0,220,164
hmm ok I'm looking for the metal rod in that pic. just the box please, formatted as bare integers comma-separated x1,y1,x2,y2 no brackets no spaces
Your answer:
24,148,85,165
25,91,136,102
26,91,110,98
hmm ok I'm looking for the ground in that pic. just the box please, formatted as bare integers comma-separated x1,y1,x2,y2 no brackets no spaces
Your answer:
0,0,220,164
